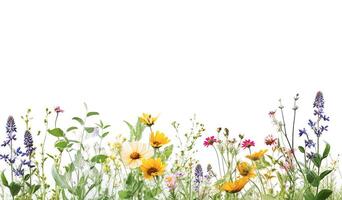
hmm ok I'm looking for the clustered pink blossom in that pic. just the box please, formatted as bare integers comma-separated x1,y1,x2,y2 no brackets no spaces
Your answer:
203,136,219,147
241,139,255,149
165,175,177,190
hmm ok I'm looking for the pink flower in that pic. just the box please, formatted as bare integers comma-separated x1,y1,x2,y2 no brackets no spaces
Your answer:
203,136,218,147
165,175,177,190
241,139,255,149
54,106,64,113
265,135,277,146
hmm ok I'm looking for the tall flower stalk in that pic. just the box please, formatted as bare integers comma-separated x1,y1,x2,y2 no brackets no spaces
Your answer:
1,116,18,182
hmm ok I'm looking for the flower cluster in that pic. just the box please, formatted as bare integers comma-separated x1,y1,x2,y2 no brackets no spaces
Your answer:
1,116,36,178
0,92,338,200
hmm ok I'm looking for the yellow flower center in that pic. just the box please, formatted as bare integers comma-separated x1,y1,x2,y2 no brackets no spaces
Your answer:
147,167,158,176
130,152,141,160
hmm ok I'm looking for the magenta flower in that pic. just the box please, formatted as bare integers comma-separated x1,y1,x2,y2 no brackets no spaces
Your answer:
241,139,255,149
203,136,218,147
54,106,64,113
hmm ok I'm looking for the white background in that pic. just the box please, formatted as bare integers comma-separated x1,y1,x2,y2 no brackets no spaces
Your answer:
1,1,342,173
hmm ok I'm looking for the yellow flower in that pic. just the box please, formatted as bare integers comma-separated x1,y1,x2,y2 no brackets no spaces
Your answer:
237,162,256,178
103,164,110,173
220,176,249,193
246,149,268,161
139,113,158,126
149,131,170,148
109,142,123,151
140,158,166,179
109,153,116,161
121,142,153,168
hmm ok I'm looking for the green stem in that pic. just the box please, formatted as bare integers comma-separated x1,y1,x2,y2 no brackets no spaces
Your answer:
250,179,263,200
213,146,222,177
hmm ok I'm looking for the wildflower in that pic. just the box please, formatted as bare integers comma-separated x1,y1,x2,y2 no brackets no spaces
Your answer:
241,139,255,149
2,116,17,147
109,141,123,152
298,128,307,137
14,163,24,176
224,128,229,137
139,113,157,126
140,158,165,179
149,131,170,148
246,149,268,161
237,162,256,178
306,152,315,160
207,164,217,178
220,177,249,193
268,111,276,118
54,106,64,113
103,164,110,173
194,164,203,191
216,127,222,133
121,142,153,168
109,153,116,161
265,135,277,146
165,175,177,190
6,116,17,134
305,139,315,148
23,130,36,156
313,91,324,109
203,136,218,147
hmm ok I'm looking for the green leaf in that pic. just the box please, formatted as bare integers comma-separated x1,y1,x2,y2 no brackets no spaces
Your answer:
312,154,321,168
320,169,333,180
134,119,145,141
52,165,71,189
87,112,99,117
72,117,84,125
55,140,69,151
322,143,330,159
163,145,173,160
1,171,8,187
91,154,108,163
316,189,332,200
125,172,134,185
48,128,65,137
101,132,110,138
118,190,132,199
306,170,320,187
24,173,31,181
28,184,41,194
124,121,135,141
303,189,315,200
298,146,305,153
85,127,95,133
67,126,78,132
9,182,21,197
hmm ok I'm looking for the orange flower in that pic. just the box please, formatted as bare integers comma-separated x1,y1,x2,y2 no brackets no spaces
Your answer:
237,162,256,178
220,176,249,193
140,158,165,179
149,131,170,148
246,149,268,161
